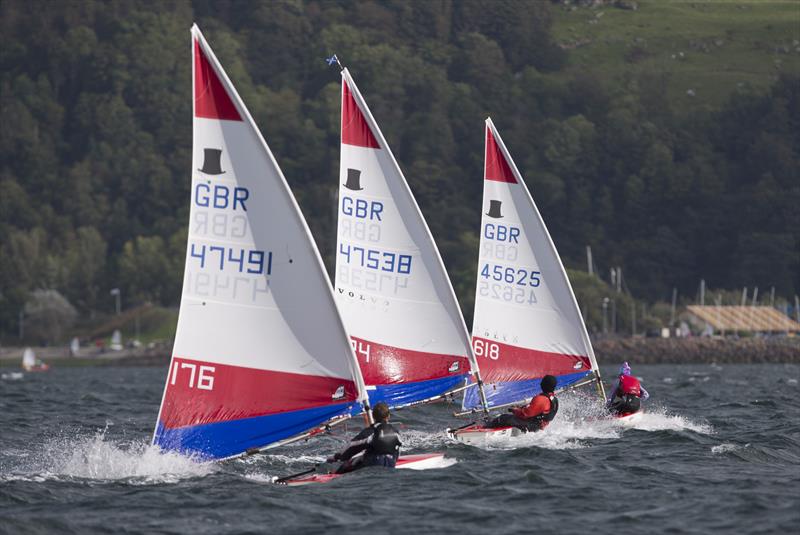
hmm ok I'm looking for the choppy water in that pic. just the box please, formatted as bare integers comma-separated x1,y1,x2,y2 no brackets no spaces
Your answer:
1,364,798,534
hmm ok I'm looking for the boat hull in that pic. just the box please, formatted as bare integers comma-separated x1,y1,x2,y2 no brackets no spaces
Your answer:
279,453,447,486
614,410,643,424
448,424,521,446
23,364,50,372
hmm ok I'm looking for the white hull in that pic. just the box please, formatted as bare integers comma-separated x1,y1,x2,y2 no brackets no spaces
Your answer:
278,453,449,486
448,425,522,446
615,411,644,425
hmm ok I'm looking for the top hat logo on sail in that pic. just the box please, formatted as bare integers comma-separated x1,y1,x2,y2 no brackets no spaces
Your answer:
486,200,503,219
343,168,364,191
199,148,226,175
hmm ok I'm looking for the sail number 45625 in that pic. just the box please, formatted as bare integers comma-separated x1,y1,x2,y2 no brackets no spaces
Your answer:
170,361,215,390
480,263,540,287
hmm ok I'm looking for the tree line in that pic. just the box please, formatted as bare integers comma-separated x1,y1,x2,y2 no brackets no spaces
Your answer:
1,0,798,340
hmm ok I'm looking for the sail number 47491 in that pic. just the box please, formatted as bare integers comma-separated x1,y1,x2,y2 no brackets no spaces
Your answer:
170,361,215,390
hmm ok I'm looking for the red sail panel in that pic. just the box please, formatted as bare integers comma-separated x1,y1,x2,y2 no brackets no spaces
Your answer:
160,357,357,429
194,40,242,121
485,127,517,183
351,336,469,385
472,337,590,383
342,79,379,148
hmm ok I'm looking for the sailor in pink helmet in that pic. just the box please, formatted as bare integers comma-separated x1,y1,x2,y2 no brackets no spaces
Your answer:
607,362,649,416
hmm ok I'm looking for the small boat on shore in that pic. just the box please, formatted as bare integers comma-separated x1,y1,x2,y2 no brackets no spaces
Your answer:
21,348,49,372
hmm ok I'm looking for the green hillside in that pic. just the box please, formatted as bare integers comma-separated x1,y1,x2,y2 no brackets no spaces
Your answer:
552,0,800,111
1,1,797,343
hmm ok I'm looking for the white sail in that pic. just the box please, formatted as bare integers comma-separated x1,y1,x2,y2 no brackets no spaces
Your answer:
464,118,602,410
152,25,366,460
334,69,481,408
21,348,36,370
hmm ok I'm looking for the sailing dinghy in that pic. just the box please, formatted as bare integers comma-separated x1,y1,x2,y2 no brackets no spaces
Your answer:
153,27,446,474
21,347,49,372
450,119,604,445
334,67,488,412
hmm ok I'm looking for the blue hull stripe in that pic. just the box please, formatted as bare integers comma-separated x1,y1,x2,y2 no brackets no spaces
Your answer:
154,401,357,460
350,374,468,415
462,371,592,411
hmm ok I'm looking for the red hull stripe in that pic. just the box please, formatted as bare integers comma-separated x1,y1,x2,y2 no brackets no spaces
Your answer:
351,336,470,386
472,336,590,383
485,128,516,183
160,357,356,429
194,40,242,121
342,79,379,148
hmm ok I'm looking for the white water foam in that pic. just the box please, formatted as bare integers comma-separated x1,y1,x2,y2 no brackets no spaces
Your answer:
451,392,713,450
711,443,747,454
251,453,327,466
1,371,24,380
1,429,214,484
455,393,622,451
620,408,713,435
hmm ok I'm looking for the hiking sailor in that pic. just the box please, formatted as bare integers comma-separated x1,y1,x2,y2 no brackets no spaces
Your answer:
606,361,649,415
484,374,559,432
327,402,401,474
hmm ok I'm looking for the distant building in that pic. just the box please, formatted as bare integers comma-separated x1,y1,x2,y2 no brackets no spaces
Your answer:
686,306,800,335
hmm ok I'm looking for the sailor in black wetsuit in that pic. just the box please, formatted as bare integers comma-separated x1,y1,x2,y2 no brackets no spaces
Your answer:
327,402,401,474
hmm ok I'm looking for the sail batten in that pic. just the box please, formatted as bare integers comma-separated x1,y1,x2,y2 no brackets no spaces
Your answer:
152,25,366,460
335,69,481,409
464,118,601,410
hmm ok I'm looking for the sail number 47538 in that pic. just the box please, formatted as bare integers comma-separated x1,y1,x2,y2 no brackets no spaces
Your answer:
170,361,215,390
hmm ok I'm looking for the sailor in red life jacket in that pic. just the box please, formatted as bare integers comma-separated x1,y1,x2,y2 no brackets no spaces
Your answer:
484,374,559,432
607,362,649,415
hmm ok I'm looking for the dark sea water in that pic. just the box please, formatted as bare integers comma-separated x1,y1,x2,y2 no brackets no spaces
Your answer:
1,363,799,534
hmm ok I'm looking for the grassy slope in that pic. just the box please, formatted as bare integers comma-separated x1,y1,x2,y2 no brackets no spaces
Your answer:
551,0,800,111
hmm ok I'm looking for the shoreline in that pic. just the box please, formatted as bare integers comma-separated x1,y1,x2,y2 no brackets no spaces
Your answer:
2,337,799,368
593,337,800,364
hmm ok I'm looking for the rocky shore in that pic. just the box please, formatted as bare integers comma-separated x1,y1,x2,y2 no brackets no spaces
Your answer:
3,337,799,368
593,337,800,364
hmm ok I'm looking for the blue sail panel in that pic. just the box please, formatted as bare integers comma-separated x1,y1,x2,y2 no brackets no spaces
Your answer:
154,401,357,461
463,371,592,411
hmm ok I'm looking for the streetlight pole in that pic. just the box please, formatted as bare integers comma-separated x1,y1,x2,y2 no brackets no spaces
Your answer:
611,298,616,334
110,288,121,316
602,297,609,335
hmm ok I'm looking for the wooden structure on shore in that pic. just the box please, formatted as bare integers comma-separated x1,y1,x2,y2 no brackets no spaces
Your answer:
686,305,800,335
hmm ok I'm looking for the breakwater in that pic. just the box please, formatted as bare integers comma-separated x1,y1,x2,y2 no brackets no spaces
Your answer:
2,337,799,368
593,336,800,364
